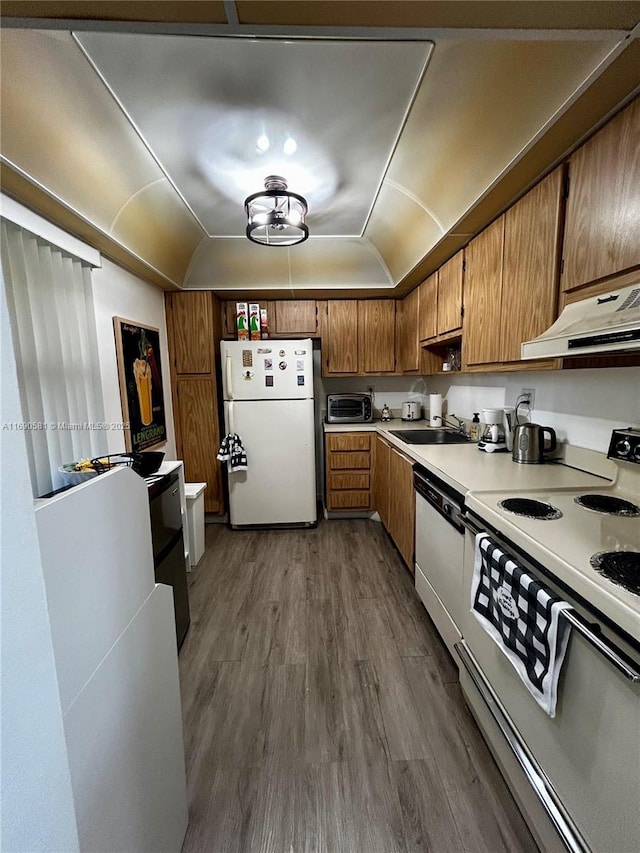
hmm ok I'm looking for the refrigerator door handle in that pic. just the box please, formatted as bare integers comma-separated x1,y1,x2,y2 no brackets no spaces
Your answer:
228,400,235,435
225,352,234,400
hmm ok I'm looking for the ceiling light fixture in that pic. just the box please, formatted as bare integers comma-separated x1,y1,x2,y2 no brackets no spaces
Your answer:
244,175,309,247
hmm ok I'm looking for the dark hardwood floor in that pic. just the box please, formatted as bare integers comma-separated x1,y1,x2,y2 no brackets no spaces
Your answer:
179,519,538,853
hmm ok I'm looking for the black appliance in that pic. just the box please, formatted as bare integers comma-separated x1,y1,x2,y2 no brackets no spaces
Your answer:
148,470,190,648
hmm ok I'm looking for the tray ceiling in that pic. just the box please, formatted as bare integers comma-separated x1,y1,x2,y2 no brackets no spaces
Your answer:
1,2,639,295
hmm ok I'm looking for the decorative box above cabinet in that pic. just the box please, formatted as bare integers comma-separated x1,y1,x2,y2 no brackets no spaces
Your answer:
222,299,318,339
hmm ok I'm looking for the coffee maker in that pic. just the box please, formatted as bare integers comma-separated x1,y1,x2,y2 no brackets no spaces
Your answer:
477,407,514,453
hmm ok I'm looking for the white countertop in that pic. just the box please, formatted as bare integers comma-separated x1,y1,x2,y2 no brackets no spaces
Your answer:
324,419,611,495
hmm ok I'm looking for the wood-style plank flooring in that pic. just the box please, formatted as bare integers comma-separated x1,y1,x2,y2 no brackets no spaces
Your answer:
179,519,538,853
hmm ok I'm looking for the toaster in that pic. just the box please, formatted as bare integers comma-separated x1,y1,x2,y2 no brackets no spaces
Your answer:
326,393,373,423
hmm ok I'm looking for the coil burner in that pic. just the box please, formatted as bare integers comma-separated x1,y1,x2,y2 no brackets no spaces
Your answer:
574,494,640,516
590,551,640,596
498,498,563,520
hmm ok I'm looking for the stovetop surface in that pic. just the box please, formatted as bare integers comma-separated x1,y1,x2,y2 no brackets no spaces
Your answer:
466,466,640,639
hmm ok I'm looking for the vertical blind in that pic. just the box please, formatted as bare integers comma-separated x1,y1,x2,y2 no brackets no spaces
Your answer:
1,219,107,496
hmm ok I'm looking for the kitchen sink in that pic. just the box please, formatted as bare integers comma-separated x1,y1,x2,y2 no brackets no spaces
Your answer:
389,429,471,445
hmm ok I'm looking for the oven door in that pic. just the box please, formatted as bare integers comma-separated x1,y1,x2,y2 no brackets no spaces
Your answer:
458,516,640,853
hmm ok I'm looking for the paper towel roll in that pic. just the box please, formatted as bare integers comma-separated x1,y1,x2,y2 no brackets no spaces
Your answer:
429,394,443,427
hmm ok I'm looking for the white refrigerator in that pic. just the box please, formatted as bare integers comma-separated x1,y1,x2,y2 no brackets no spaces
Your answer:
220,338,317,527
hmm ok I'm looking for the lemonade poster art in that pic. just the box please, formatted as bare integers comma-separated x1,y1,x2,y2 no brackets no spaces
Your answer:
114,318,167,452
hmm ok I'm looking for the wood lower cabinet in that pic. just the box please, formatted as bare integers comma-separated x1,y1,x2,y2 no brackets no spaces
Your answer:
325,432,372,511
173,376,223,514
165,291,224,514
372,434,391,530
388,446,415,571
372,435,415,571
561,97,640,294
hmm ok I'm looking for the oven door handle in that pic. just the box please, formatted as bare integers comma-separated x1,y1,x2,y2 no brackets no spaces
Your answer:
561,610,640,683
460,514,640,684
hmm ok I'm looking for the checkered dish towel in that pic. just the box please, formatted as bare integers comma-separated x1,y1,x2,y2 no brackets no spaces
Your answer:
471,533,572,717
216,433,248,472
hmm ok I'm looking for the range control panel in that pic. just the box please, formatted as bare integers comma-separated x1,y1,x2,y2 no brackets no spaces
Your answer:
607,428,640,465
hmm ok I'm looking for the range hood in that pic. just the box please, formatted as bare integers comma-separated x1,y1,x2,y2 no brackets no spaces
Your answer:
521,284,640,359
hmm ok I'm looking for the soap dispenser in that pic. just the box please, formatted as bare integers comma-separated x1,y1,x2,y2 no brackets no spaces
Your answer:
381,403,391,422
470,413,480,441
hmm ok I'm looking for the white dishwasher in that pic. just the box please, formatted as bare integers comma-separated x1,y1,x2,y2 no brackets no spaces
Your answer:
413,464,466,658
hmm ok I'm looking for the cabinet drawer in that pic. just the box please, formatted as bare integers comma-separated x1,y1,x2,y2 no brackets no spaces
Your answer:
327,433,371,452
327,490,371,510
329,452,371,470
329,471,370,491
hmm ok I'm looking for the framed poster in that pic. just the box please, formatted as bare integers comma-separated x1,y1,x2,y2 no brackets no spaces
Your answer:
113,317,167,452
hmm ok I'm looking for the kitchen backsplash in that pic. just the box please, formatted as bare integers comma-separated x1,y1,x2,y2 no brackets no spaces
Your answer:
319,365,640,454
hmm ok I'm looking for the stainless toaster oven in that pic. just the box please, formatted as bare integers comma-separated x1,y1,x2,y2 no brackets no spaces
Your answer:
326,393,373,423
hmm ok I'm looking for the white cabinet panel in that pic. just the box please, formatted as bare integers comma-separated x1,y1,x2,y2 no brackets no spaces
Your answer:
35,467,155,712
64,585,187,853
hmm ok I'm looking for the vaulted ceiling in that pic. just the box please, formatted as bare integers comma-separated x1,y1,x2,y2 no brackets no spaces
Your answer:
2,2,639,297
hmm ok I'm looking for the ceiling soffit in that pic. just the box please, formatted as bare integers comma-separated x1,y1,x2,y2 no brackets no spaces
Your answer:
1,4,639,295
365,37,622,285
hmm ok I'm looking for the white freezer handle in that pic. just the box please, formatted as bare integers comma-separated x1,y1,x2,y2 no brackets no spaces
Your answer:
225,353,234,400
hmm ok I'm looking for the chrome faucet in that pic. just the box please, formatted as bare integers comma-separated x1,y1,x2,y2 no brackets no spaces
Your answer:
433,414,466,433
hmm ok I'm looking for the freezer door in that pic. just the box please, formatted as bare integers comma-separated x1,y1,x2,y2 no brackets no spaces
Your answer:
221,339,313,400
224,398,316,526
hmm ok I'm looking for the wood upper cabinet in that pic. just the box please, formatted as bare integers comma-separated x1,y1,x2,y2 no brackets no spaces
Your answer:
358,300,396,373
325,300,359,374
499,167,564,362
561,97,640,293
463,216,505,366
437,251,464,337
272,300,317,336
418,252,463,343
165,291,224,514
396,287,421,372
323,299,396,376
168,291,214,374
418,272,438,341
464,167,563,367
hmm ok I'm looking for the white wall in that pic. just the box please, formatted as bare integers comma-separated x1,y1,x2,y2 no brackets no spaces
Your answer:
321,366,640,454
1,275,80,852
429,367,640,453
92,259,176,458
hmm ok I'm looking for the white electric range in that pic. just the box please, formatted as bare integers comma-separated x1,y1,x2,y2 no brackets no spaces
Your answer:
465,435,640,640
457,429,640,853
